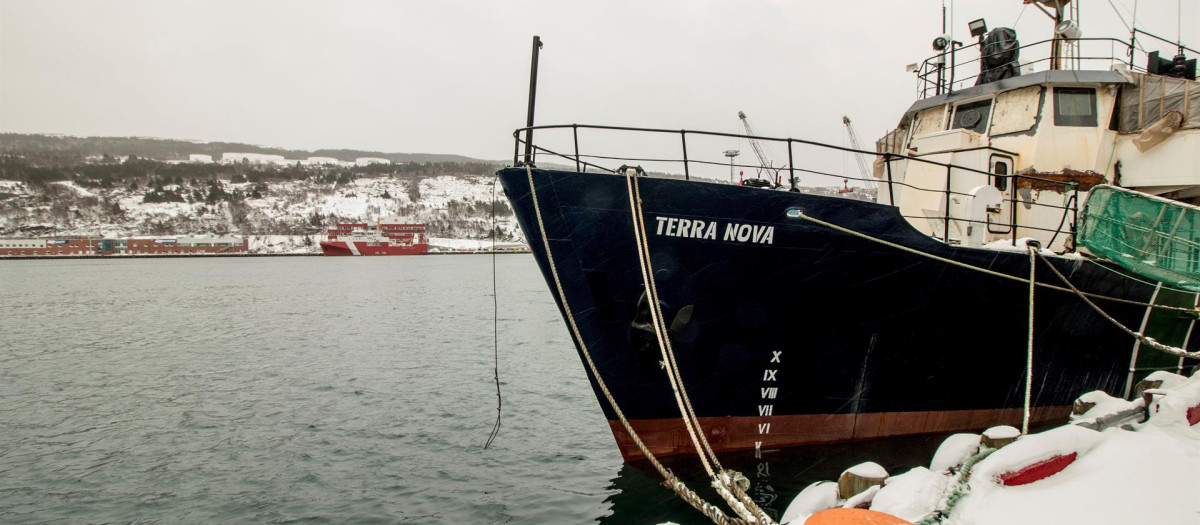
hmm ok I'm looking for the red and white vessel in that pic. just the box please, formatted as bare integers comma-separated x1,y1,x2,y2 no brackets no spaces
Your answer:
320,218,429,256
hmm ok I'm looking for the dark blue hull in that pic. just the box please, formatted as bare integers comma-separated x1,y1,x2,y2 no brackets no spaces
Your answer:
498,167,1197,460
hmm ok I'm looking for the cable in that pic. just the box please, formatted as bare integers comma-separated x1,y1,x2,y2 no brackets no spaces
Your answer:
484,174,502,450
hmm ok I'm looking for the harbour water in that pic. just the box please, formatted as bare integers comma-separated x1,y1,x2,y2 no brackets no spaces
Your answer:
0,255,946,524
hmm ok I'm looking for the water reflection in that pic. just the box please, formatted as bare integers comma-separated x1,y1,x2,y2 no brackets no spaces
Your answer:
600,433,952,525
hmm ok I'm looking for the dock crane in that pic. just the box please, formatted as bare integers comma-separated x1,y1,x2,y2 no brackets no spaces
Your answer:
842,116,873,191
738,111,784,187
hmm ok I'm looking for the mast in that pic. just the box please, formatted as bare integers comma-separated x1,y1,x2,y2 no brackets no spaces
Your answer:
523,36,543,166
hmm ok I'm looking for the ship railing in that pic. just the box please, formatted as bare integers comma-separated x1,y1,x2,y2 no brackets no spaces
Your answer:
512,124,1083,251
915,37,1145,99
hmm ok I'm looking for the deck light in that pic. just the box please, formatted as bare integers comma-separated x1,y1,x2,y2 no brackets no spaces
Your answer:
968,19,988,38
1055,20,1082,40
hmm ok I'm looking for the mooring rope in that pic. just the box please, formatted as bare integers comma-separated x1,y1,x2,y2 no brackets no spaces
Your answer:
624,167,776,525
524,165,747,525
1035,251,1200,360
624,170,717,476
791,209,1200,361
790,211,1200,313
913,447,997,525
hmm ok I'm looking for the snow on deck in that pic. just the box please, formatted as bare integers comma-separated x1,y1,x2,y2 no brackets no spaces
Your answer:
781,371,1200,525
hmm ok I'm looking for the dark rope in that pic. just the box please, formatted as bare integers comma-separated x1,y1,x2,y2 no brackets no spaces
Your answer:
484,174,502,449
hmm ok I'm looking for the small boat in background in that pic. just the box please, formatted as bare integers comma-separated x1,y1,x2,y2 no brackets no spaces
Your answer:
320,218,428,256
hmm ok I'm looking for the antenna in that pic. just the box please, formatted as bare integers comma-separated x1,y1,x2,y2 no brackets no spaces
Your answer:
949,0,955,47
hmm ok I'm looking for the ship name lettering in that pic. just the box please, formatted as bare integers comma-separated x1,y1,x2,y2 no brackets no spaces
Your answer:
655,216,718,240
758,404,773,416
723,223,775,245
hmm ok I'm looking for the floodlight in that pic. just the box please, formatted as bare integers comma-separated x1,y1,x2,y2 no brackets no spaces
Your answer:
1055,20,1082,40
968,19,988,38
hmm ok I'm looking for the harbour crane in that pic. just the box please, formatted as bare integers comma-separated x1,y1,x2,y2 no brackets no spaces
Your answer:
842,116,873,190
737,111,784,186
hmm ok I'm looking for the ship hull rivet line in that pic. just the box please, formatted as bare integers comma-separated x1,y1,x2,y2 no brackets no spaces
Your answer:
623,166,775,525
523,166,750,525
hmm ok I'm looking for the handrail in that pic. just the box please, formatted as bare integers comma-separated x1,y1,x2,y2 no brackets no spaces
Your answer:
511,123,1084,251
915,37,1143,99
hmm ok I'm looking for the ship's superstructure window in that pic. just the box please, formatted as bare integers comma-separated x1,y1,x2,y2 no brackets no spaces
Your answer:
950,99,993,134
1054,87,1097,127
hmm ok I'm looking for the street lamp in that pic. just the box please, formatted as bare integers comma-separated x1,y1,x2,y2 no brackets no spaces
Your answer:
723,149,740,183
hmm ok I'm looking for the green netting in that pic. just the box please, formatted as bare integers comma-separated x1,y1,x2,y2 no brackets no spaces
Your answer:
1079,185,1200,290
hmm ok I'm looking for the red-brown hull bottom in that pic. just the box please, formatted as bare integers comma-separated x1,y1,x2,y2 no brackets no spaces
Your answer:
608,406,1072,461
320,242,429,256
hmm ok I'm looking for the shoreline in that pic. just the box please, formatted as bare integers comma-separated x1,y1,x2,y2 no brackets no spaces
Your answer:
0,250,531,260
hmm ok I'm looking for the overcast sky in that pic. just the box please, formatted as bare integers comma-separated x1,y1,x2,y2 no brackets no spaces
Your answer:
2,0,1195,174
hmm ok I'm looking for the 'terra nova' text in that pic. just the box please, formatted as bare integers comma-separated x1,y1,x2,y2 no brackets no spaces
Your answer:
654,216,775,245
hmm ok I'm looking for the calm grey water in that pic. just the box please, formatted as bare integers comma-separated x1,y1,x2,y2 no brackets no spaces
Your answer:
0,256,944,524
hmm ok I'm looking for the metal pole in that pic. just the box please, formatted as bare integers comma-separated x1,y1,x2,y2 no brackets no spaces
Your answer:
680,131,690,181
1071,184,1079,251
787,140,796,190
884,154,895,205
523,36,543,166
948,43,957,93
572,124,581,173
513,132,520,166
944,165,952,242
1011,175,1020,246
1130,0,1139,61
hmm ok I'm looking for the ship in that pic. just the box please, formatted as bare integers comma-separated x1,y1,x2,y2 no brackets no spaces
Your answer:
319,218,429,256
498,1,1200,462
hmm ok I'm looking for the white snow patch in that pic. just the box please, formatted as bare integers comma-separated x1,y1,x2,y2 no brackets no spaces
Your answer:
841,484,880,509
843,461,888,479
973,425,1103,485
870,467,945,522
247,235,320,254
983,237,1058,255
1069,390,1140,423
982,425,1020,441
780,481,838,524
52,180,98,198
930,433,981,473
1143,370,1190,391
953,424,1199,525
1145,375,1200,434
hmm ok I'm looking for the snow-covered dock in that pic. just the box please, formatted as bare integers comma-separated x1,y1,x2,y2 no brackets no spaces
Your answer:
776,370,1200,525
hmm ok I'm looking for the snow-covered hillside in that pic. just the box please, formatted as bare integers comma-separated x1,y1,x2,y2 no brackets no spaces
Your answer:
0,172,521,247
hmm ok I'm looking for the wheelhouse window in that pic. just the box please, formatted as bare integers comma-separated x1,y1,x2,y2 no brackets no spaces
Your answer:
1054,87,1097,126
949,99,993,134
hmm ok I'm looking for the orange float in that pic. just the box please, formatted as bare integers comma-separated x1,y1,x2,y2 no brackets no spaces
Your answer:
804,508,913,525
